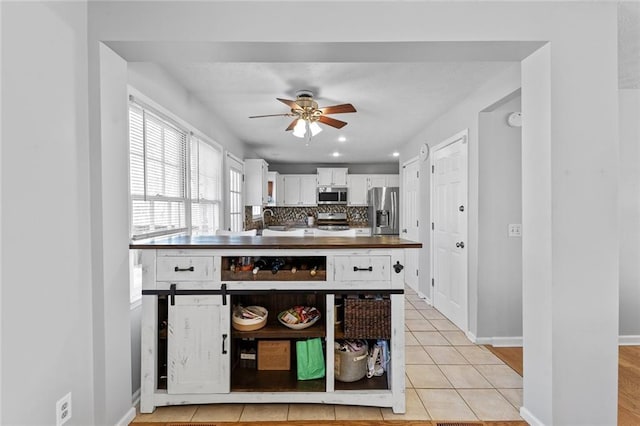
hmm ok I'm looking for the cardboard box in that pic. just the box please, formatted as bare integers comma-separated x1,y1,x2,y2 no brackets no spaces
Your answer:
257,340,290,370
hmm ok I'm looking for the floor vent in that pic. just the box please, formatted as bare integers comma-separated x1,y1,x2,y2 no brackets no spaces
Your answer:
436,423,484,426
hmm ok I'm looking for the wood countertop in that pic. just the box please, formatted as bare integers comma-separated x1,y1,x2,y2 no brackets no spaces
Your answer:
129,235,422,250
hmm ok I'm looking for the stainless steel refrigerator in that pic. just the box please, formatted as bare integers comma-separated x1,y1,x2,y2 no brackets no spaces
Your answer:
368,187,400,235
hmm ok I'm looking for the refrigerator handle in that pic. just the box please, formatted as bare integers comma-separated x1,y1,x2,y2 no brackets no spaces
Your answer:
391,191,396,231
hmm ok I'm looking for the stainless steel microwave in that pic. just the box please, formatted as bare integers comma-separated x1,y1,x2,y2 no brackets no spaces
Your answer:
317,186,348,205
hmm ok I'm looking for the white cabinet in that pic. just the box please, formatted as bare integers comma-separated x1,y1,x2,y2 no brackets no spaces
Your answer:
168,295,230,394
282,174,317,206
347,174,399,206
347,175,369,206
276,173,285,206
244,159,269,206
367,174,398,188
317,168,348,186
354,227,372,236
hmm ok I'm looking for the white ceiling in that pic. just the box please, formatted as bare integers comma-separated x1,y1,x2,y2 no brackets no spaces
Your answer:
115,3,638,166
160,61,512,164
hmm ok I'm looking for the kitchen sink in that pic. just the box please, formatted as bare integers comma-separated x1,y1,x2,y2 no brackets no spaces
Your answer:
267,225,288,231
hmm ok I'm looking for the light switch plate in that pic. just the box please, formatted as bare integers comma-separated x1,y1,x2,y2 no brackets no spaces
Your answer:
508,224,522,237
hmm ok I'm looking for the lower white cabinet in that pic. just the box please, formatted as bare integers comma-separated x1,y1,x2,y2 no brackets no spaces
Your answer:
167,295,230,394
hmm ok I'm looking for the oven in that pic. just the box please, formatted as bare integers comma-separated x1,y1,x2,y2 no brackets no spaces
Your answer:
317,186,348,205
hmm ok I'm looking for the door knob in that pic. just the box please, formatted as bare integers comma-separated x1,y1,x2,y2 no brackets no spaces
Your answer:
456,241,465,249
459,205,465,212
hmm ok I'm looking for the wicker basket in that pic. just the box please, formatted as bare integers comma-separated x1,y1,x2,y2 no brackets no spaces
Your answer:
343,297,391,339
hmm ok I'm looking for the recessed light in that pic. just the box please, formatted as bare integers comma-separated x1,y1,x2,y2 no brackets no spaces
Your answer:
392,152,400,157
332,152,340,157
338,136,346,142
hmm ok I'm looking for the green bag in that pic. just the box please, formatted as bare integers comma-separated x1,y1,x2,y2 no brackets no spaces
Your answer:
296,338,325,380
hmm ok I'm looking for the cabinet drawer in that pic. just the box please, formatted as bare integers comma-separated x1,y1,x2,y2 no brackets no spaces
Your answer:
354,228,371,236
157,256,214,281
333,256,390,281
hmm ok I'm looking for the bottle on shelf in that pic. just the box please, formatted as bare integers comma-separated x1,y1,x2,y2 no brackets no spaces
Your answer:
252,257,268,275
310,265,318,277
270,257,286,274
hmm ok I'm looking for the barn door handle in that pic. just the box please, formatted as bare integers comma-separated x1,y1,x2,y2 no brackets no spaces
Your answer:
353,266,373,272
222,334,228,354
174,266,194,272
456,241,465,249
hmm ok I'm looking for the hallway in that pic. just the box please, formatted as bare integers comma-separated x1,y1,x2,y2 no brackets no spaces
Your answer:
132,287,523,423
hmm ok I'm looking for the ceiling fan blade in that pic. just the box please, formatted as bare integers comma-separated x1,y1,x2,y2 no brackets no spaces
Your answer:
248,113,293,119
277,98,300,110
285,119,298,131
319,103,357,115
318,115,348,129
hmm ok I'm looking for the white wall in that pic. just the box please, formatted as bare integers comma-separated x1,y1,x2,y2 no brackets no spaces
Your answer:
619,89,640,339
477,95,522,342
1,2,96,424
402,64,521,337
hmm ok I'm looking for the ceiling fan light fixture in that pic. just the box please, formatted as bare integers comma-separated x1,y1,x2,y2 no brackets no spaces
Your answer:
309,121,322,136
292,119,307,138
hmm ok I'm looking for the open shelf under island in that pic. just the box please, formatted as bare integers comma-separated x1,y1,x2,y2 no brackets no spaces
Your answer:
131,234,421,414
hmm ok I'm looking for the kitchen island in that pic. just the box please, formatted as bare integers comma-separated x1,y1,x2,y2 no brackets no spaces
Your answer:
131,235,421,414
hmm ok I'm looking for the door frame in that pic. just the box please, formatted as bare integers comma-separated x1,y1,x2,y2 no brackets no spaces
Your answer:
430,129,469,332
401,155,421,294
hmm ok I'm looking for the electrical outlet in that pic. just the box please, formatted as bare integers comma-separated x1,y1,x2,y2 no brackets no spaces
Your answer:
56,392,72,426
508,223,522,237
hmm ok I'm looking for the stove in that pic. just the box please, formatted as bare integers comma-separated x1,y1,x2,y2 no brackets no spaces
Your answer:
316,212,349,230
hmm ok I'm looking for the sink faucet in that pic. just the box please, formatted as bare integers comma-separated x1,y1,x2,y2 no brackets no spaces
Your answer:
262,209,274,228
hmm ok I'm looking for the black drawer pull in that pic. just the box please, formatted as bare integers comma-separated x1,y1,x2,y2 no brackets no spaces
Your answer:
353,266,373,272
174,266,194,272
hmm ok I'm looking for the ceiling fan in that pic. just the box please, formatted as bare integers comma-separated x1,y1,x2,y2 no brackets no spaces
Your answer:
249,90,356,137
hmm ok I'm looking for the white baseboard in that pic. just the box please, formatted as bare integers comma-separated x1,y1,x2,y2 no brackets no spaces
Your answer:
115,406,136,426
520,406,545,426
470,335,523,347
466,331,478,343
619,335,640,345
132,388,141,406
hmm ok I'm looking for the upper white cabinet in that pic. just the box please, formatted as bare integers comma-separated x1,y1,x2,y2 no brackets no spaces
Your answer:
347,175,369,206
368,174,400,188
317,168,348,187
347,174,400,206
276,173,285,206
282,174,317,206
244,159,269,206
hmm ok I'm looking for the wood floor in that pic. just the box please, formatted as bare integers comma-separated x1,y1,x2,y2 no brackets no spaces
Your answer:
485,345,640,426
133,421,527,426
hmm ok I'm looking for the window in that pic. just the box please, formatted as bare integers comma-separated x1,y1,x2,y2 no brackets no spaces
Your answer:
228,154,244,232
129,102,187,239
191,136,222,235
128,96,223,239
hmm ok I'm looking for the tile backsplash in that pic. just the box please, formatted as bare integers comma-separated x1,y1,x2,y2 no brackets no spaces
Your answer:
245,206,369,229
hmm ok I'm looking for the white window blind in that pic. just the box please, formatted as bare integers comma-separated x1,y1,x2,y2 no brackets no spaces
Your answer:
229,166,243,232
191,136,222,235
129,102,188,239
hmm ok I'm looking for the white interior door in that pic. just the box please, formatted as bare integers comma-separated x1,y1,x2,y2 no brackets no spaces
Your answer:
431,132,468,331
402,158,420,293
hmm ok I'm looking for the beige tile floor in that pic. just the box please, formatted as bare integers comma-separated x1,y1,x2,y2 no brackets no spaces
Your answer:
132,286,524,423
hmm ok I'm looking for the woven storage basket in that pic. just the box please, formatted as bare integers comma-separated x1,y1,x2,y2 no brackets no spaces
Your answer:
343,298,391,339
